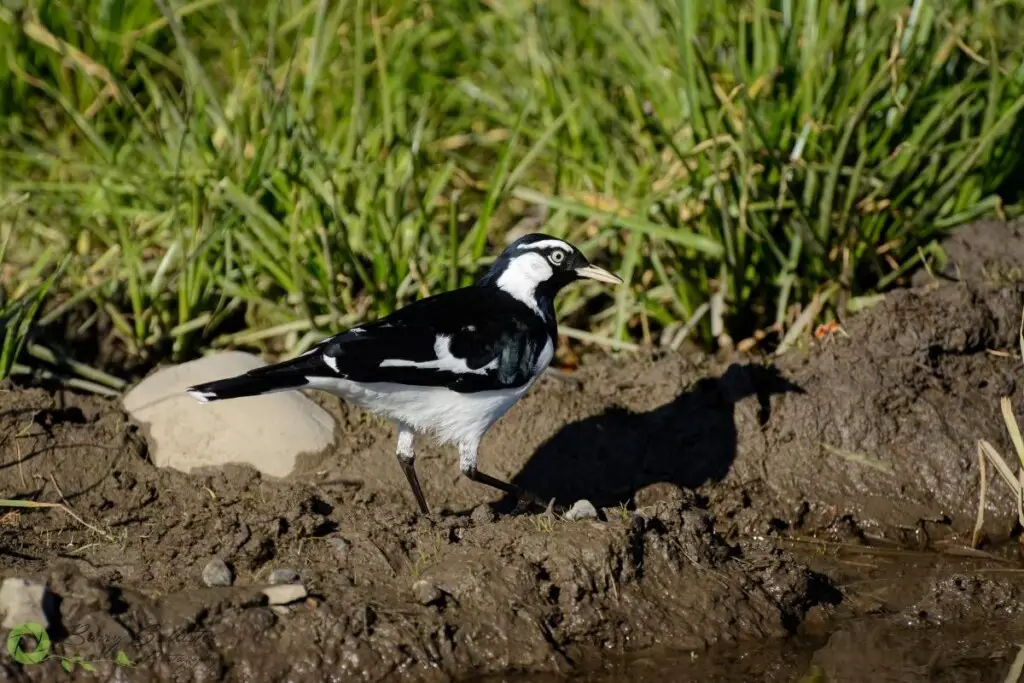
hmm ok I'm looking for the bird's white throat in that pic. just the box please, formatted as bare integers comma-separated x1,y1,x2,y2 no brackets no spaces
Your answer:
494,252,553,316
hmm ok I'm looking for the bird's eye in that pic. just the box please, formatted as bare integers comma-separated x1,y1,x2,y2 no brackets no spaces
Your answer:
549,250,565,265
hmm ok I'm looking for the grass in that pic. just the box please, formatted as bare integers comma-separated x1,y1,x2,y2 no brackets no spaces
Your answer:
974,301,1024,548
1,0,1024,384
0,496,113,542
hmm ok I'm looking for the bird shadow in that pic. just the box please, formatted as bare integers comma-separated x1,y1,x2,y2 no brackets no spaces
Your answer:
495,362,805,513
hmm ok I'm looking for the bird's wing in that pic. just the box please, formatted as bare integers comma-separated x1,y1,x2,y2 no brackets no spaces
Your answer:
294,290,551,393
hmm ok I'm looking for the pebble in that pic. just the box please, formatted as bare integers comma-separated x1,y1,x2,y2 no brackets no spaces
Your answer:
328,537,350,560
262,584,307,605
202,558,233,587
268,569,299,585
0,578,50,629
412,579,443,606
564,499,599,521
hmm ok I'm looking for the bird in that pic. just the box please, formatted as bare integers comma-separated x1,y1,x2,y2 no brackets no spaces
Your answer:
184,233,623,515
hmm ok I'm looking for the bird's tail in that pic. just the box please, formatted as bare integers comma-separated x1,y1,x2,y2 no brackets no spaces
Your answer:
186,359,314,403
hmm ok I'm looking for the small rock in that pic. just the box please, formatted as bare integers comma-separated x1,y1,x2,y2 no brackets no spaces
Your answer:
564,499,599,521
270,605,291,616
328,537,350,560
202,558,233,587
262,583,307,605
470,504,495,525
412,579,443,606
0,578,50,629
268,569,299,585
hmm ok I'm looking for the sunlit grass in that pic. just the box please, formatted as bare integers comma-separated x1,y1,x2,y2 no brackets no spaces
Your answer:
1,0,1023,381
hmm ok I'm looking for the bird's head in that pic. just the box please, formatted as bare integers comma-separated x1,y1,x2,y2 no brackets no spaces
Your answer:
478,233,623,316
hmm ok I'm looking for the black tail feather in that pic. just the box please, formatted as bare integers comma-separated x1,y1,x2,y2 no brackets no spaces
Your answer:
186,367,310,402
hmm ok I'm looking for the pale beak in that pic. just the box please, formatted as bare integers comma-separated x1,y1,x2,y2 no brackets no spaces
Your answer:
575,264,624,285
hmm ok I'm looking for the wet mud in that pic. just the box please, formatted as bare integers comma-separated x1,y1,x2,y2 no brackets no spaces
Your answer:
4,221,1024,681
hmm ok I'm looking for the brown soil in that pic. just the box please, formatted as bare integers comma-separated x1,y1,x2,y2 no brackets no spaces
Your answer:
4,221,1024,682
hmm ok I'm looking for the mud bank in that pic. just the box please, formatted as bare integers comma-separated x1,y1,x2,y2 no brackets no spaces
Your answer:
4,223,1024,681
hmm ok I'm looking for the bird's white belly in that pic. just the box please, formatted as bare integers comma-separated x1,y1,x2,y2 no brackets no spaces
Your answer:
307,378,524,445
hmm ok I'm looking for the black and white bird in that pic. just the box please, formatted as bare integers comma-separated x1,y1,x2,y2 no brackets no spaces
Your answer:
185,233,623,514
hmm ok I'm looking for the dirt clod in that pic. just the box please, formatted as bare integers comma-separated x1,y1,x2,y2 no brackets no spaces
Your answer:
412,579,444,606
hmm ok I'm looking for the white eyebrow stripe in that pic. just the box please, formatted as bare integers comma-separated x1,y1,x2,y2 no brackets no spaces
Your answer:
517,239,570,251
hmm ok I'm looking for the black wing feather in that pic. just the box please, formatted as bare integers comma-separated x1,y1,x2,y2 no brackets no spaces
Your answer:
313,288,551,392
187,288,552,401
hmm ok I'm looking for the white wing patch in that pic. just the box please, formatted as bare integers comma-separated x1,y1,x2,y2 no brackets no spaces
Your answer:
379,335,498,375
323,354,340,373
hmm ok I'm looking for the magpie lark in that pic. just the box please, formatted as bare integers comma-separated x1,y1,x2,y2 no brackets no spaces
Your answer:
185,233,623,514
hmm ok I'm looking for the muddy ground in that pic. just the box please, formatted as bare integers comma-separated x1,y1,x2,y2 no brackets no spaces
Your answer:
4,222,1024,681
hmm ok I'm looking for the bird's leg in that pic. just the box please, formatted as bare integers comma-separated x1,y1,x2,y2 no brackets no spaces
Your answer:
396,426,430,515
458,442,543,509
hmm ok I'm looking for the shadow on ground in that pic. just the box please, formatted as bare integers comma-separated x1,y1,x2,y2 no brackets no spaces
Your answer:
499,362,805,511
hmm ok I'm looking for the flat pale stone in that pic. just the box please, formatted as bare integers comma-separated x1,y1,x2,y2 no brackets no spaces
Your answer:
262,583,307,605
123,351,336,478
0,578,50,629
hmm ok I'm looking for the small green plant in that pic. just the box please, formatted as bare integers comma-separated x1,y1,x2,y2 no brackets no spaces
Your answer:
797,664,828,683
531,514,555,534
0,247,66,381
614,503,632,523
409,530,446,579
